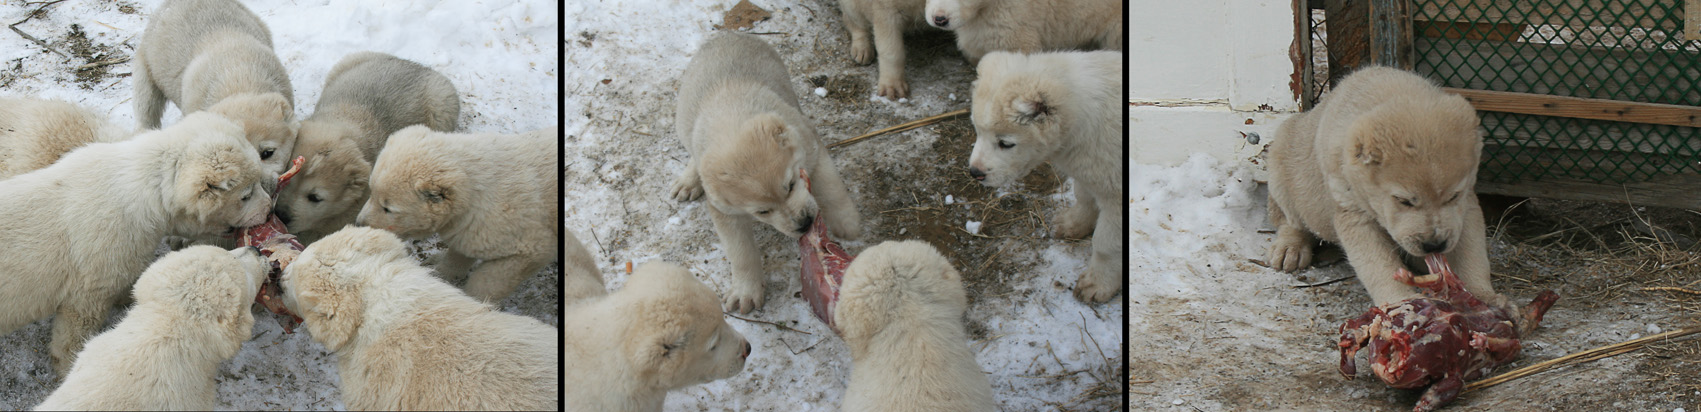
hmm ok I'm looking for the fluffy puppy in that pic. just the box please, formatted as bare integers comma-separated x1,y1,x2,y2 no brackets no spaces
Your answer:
0,97,132,179
923,0,1123,65
278,52,461,243
1265,66,1503,307
967,50,1123,302
0,111,271,376
673,32,863,314
35,246,268,410
279,227,559,410
132,0,297,173
565,262,751,412
837,0,933,98
836,241,997,412
355,126,558,303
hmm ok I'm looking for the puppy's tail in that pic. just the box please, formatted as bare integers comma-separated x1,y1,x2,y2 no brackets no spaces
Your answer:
132,50,167,130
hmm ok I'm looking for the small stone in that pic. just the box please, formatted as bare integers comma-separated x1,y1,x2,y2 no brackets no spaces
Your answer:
1172,399,1184,405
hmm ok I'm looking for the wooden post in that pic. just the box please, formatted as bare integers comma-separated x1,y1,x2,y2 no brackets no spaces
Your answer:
1369,0,1413,69
1298,0,1316,110
1686,0,1700,40
1325,0,1367,86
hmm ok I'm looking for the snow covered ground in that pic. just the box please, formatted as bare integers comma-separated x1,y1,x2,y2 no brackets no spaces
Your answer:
0,0,557,409
1130,154,1700,411
566,0,1122,410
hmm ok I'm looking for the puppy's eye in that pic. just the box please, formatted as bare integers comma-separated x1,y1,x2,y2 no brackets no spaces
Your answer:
307,193,323,203
1445,193,1461,204
382,206,393,214
786,181,795,193
997,140,1015,149
260,148,275,160
756,209,772,216
1396,197,1414,207
241,190,252,202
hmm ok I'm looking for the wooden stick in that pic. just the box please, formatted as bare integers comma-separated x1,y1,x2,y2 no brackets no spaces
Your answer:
1462,326,1701,393
827,109,969,149
1445,88,1701,128
725,313,812,335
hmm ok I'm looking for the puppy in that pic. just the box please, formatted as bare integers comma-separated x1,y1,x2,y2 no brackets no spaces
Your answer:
0,111,270,377
923,0,1123,65
280,227,558,410
673,32,863,314
278,52,461,243
35,246,268,410
1265,66,1504,308
836,241,997,412
837,0,933,98
564,262,751,412
355,126,558,303
133,0,297,173
967,50,1123,303
564,227,607,306
0,97,132,179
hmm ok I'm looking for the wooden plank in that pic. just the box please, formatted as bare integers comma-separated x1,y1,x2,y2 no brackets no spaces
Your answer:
1326,0,1370,85
1687,0,1701,39
1414,20,1524,40
1448,88,1701,127
1415,0,1684,33
1370,0,1414,68
1477,175,1701,209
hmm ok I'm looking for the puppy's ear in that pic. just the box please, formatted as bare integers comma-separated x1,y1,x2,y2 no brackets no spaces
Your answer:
1009,91,1054,125
749,113,792,149
345,157,372,193
638,330,692,373
293,262,365,351
255,92,293,122
414,165,466,206
174,142,246,220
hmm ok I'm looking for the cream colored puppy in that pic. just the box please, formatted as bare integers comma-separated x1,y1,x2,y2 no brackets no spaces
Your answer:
924,0,1123,65
1266,66,1503,308
564,227,607,306
278,52,460,243
565,262,751,412
279,227,559,410
0,97,132,179
355,126,558,303
0,111,271,377
133,0,297,173
36,246,268,410
967,50,1123,303
836,241,997,412
838,0,932,98
673,32,863,314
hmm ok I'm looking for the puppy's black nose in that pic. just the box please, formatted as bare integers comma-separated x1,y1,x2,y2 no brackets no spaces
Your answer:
244,246,261,255
741,341,752,359
275,209,292,225
933,15,949,27
796,214,815,233
1421,240,1447,254
968,167,986,181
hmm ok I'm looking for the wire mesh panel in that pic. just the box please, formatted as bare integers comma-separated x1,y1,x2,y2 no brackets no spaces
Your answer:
1411,0,1701,184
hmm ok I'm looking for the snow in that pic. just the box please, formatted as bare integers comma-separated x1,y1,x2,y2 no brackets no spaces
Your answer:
966,220,983,235
567,0,1120,410
0,0,556,409
813,86,827,97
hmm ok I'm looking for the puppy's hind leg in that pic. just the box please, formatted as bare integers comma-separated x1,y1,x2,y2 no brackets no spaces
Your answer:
1073,192,1123,303
464,254,550,304
1054,179,1099,239
1266,200,1315,272
131,51,167,130
671,159,704,202
810,156,862,240
50,297,114,378
710,207,766,314
435,249,477,286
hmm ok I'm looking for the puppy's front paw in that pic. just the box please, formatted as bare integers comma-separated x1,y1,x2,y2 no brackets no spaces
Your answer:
1267,229,1314,272
671,170,703,202
722,277,766,314
851,41,873,64
876,74,908,99
1073,264,1121,303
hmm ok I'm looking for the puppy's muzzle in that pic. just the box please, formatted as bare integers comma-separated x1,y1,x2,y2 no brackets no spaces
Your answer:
931,15,950,28
795,214,815,234
968,167,987,181
1420,240,1448,254
275,208,293,226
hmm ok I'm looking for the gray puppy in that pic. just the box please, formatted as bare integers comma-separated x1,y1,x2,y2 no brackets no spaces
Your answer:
132,0,296,174
276,52,460,243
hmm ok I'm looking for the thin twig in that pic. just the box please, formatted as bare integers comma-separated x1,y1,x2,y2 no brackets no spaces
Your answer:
1643,286,1701,296
827,109,969,149
75,56,128,71
1463,326,1701,393
9,0,68,57
1293,275,1355,288
725,313,812,335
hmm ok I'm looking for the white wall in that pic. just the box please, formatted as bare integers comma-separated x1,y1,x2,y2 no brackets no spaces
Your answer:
1129,0,1303,178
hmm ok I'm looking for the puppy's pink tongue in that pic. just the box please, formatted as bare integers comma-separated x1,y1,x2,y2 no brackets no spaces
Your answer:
797,169,853,334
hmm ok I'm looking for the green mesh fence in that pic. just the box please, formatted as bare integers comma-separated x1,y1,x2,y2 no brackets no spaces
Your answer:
1410,0,1701,184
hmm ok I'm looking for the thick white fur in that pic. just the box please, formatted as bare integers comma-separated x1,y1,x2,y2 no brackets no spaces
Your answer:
837,0,933,98
967,50,1123,303
132,0,297,173
279,227,559,410
923,0,1123,65
36,246,268,410
836,241,997,411
279,52,460,243
0,111,270,377
672,32,863,314
354,126,558,303
1265,66,1503,307
564,227,607,306
0,97,132,179
565,262,750,412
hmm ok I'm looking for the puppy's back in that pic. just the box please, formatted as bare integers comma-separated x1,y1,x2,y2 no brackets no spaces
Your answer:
675,32,797,144
314,52,462,157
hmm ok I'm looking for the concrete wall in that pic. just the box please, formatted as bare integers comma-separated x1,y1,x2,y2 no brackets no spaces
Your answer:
1129,0,1304,178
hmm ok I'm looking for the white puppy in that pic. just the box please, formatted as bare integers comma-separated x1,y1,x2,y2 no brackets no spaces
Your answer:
0,97,131,179
0,111,271,377
673,32,863,314
967,50,1123,303
36,246,268,410
837,241,997,411
280,227,559,410
133,0,297,173
565,262,751,412
924,0,1123,65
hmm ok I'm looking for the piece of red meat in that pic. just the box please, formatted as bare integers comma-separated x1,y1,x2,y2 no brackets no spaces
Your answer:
237,156,306,333
1337,253,1559,411
798,169,852,334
